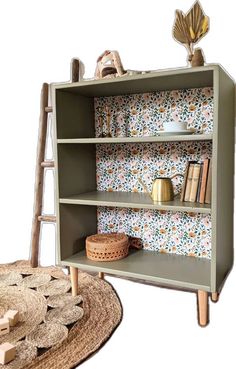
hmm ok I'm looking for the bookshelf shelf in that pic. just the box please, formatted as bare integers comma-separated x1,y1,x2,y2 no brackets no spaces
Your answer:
59,191,211,214
57,134,213,144
52,64,235,326
62,249,211,291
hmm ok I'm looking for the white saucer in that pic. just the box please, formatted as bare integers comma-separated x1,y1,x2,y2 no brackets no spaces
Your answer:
157,129,195,136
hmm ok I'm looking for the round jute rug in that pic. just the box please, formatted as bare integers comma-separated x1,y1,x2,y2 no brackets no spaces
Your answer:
0,260,122,369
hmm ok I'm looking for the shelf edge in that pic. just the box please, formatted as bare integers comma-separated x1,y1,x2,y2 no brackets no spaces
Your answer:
57,134,213,144
61,258,211,291
59,198,211,214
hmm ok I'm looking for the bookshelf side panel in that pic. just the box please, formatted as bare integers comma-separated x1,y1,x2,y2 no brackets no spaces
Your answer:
213,68,235,291
57,144,96,198
56,90,95,139
59,204,97,261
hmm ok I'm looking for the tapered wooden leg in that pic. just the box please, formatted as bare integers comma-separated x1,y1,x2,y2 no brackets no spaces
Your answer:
211,292,219,303
70,267,78,297
98,272,104,280
197,290,209,327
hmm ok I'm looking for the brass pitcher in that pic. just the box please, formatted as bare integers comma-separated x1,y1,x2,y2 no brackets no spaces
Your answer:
138,173,184,202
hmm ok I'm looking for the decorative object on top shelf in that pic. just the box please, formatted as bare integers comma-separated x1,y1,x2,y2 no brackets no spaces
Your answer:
70,58,85,82
191,48,205,67
95,50,125,79
172,0,209,66
138,173,184,202
158,121,196,136
86,233,129,261
163,121,187,132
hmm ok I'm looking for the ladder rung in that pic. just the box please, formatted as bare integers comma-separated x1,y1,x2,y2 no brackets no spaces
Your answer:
45,106,53,113
38,215,56,222
41,160,55,168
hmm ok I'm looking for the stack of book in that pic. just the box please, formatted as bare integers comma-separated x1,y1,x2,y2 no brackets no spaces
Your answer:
180,159,212,204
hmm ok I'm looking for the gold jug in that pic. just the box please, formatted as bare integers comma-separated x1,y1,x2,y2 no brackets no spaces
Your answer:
138,173,184,202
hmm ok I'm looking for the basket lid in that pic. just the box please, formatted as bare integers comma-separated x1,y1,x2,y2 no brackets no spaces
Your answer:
86,233,128,245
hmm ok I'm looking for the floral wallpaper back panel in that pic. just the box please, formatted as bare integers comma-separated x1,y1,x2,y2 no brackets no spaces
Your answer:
94,87,213,259
94,87,213,137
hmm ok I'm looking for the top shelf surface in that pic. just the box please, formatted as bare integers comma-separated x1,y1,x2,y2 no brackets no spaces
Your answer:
57,134,213,144
52,65,221,97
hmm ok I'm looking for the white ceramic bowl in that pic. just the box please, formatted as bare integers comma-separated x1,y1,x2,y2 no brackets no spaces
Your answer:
163,121,187,131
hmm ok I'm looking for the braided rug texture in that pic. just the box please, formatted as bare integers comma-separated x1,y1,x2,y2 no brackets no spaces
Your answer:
0,260,122,369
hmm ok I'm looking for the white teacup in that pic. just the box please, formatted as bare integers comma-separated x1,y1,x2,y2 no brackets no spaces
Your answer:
163,121,187,131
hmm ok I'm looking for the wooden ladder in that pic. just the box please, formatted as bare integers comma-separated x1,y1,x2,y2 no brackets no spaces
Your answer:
30,59,81,267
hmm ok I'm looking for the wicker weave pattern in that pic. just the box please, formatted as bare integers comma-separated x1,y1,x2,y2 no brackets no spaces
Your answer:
86,233,129,261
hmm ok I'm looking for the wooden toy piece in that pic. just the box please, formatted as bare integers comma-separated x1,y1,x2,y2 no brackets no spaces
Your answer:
0,318,10,336
0,342,16,364
4,310,19,327
95,50,125,79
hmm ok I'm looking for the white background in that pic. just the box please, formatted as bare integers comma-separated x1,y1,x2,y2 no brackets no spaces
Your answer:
0,1,236,368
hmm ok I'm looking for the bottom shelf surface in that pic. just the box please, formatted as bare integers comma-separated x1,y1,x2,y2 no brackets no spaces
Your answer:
62,249,211,291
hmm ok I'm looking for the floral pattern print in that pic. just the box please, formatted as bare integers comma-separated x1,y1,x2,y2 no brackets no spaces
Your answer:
97,207,211,259
94,87,213,259
94,87,213,137
96,141,212,193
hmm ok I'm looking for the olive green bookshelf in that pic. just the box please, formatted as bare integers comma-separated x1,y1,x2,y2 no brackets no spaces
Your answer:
52,64,235,326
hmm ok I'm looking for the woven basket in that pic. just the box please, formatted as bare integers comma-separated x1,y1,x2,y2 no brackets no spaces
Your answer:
86,233,129,261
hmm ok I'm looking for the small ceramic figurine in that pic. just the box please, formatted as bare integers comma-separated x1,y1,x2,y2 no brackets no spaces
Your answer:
172,1,209,66
95,50,125,79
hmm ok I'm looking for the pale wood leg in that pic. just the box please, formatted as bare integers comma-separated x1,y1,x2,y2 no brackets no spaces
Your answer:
70,267,78,296
197,290,209,327
211,292,219,303
98,272,104,279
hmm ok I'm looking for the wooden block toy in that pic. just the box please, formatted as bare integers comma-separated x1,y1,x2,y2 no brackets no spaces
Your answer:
4,310,19,327
0,318,10,336
0,342,16,364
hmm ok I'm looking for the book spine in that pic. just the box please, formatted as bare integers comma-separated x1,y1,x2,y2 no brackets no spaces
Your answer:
199,159,210,204
189,164,201,202
184,163,195,202
180,161,190,202
205,159,212,204
196,163,203,203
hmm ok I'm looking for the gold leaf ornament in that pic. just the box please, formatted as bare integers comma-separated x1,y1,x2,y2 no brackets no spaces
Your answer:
199,16,209,38
185,1,209,42
173,10,191,44
172,1,209,63
189,27,195,40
